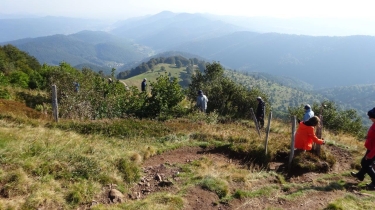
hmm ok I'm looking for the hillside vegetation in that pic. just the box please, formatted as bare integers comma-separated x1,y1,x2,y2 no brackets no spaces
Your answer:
3,31,154,68
0,97,374,209
122,63,188,89
3,12,375,89
319,84,375,126
0,45,372,209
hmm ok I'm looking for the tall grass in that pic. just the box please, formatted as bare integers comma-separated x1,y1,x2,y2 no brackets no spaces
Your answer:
0,105,369,209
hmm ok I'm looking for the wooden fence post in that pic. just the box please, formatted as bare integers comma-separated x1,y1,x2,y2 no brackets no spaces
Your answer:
52,85,59,123
250,108,261,137
264,111,272,155
288,116,296,171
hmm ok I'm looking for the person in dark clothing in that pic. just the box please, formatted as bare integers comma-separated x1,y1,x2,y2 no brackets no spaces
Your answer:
141,78,147,92
256,96,265,129
351,107,375,189
74,82,80,92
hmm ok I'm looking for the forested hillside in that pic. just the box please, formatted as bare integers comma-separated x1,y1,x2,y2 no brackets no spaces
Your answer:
318,84,375,126
2,12,375,90
0,44,44,90
117,55,375,123
174,31,375,88
224,70,326,118
2,31,154,69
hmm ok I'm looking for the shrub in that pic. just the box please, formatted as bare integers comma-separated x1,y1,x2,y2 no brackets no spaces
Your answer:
200,175,229,198
66,180,99,205
116,157,141,183
9,71,29,88
0,88,11,99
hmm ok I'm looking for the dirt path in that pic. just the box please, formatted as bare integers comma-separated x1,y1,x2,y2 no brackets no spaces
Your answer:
124,145,360,210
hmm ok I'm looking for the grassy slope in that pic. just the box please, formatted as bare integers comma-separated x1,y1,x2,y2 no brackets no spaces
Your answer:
121,63,325,117
0,96,374,209
122,63,186,90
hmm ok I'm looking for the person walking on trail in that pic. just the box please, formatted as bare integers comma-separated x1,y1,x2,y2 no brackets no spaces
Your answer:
303,104,314,122
351,107,375,189
256,96,265,128
74,82,80,92
196,90,208,113
141,78,147,92
294,116,325,151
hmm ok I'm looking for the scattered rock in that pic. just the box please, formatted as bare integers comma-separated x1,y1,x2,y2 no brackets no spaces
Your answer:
154,173,163,181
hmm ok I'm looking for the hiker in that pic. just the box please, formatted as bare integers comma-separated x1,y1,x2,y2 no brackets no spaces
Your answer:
74,82,80,92
196,90,208,113
256,96,265,128
303,104,314,122
141,78,147,92
294,116,325,151
351,107,375,188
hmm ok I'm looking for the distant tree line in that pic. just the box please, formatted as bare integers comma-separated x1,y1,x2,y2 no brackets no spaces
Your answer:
116,56,206,79
0,44,45,89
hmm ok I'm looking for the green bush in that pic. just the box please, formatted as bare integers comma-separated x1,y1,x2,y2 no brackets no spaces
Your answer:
9,71,29,88
0,72,9,86
144,73,185,119
200,175,229,198
116,157,140,183
0,88,11,99
187,62,268,118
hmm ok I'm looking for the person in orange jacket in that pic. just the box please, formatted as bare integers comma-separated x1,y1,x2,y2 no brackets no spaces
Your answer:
351,107,375,189
295,116,325,151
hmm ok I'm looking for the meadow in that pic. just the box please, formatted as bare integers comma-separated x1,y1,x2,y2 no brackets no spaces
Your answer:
0,97,374,209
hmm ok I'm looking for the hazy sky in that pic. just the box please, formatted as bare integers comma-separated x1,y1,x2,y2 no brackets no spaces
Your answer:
2,0,375,21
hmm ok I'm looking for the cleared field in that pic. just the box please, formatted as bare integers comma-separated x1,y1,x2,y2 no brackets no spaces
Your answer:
122,63,187,90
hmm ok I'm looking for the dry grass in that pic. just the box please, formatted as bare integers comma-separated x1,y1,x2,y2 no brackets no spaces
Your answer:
0,98,370,209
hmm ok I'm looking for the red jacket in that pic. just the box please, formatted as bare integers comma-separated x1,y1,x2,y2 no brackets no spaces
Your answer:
365,123,375,159
295,122,324,150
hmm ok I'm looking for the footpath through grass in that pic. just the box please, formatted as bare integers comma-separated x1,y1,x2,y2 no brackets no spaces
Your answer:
0,101,372,209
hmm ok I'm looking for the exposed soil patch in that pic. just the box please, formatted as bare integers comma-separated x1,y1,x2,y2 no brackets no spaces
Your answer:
98,144,363,209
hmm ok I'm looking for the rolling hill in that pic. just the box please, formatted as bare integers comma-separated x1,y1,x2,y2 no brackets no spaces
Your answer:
111,11,245,51
121,58,373,124
2,11,375,90
121,61,326,119
0,16,112,42
1,30,154,69
122,63,189,89
173,31,375,88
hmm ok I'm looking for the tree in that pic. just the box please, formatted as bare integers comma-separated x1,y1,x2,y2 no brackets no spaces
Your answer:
188,62,268,118
144,73,185,118
176,60,182,68
9,71,29,88
186,65,194,75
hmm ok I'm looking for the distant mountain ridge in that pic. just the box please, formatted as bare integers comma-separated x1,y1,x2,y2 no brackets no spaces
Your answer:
0,16,112,42
173,31,375,88
1,11,375,89
111,11,245,51
2,30,154,69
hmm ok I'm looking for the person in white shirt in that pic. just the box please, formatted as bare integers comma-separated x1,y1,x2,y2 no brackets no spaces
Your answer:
196,90,208,113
